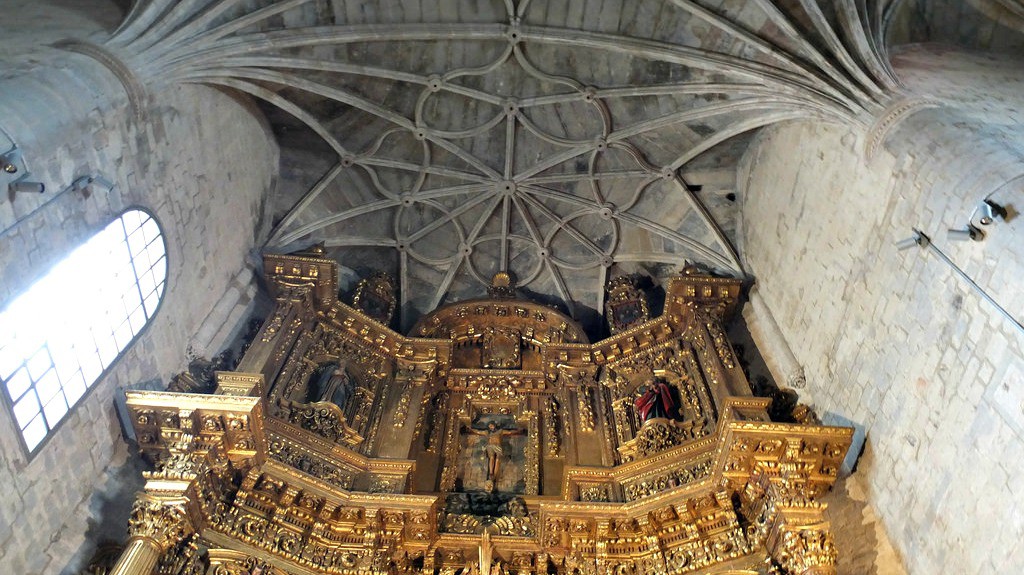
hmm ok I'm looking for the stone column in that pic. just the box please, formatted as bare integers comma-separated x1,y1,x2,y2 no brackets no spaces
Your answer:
742,287,807,391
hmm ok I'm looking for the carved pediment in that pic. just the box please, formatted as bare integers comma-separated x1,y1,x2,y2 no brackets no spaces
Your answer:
275,399,364,448
617,416,710,462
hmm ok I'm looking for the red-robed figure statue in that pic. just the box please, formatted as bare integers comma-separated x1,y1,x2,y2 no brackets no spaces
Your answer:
634,379,675,421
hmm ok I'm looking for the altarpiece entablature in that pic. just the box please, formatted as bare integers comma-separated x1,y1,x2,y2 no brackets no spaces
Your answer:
102,251,852,575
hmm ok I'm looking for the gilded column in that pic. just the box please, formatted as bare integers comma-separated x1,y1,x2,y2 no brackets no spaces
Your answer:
741,466,839,575
107,433,215,575
108,497,195,575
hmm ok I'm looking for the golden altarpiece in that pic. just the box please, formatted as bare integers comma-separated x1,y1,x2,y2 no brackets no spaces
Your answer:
107,250,852,575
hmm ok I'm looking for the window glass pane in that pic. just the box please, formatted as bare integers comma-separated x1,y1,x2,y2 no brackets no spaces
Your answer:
97,331,119,365
143,291,161,318
142,218,160,244
153,256,167,286
80,351,102,386
146,238,165,264
22,415,47,451
134,248,152,273
13,390,40,428
64,372,86,405
113,321,134,352
128,306,147,336
116,263,136,291
0,209,166,454
5,368,31,400
26,346,51,381
34,369,61,403
42,393,69,427
121,293,139,317
127,228,148,257
122,209,143,232
51,344,79,381
138,270,156,296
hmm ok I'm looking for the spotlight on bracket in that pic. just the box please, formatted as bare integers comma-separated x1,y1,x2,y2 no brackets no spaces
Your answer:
976,199,1008,226
947,226,983,242
0,147,20,174
8,176,45,194
70,175,113,197
895,230,930,250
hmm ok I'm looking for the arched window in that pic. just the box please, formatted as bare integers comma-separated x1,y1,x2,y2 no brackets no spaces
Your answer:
0,209,167,454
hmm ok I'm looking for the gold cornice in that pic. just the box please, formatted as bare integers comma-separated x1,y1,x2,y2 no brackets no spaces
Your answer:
261,460,438,510
565,434,717,485
203,532,315,575
125,391,262,411
267,419,416,474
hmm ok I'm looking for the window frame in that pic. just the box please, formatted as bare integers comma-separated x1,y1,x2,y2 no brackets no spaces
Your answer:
0,206,169,458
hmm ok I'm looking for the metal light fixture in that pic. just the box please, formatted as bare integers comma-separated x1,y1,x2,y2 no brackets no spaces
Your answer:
976,199,1008,226
8,176,45,194
947,226,983,242
895,229,929,250
0,147,20,174
70,175,113,196
961,197,1012,238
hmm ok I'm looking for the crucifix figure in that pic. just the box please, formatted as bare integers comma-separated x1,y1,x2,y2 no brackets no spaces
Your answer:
462,421,525,486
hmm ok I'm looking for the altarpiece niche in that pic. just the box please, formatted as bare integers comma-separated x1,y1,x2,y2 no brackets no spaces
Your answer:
101,252,853,575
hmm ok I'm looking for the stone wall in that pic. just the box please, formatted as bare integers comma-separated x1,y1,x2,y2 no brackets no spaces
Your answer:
889,0,1024,52
0,46,278,573
738,47,1024,574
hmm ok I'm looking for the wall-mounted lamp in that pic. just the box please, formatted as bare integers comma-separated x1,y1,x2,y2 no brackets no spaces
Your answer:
898,227,1024,339
0,147,20,174
895,229,929,250
8,176,45,194
954,197,1014,240
947,226,983,242
975,199,1008,227
69,175,113,197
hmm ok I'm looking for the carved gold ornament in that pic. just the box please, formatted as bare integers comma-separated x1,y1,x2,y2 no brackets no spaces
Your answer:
108,252,849,575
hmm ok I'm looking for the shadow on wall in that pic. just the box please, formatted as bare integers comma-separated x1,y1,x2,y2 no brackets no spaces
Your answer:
822,470,909,575
64,441,147,575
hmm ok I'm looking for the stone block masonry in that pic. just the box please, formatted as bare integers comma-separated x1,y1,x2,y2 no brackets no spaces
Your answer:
0,46,278,573
738,47,1024,574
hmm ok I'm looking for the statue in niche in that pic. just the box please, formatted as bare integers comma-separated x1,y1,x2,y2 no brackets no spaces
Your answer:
308,360,355,410
461,420,526,491
634,377,677,422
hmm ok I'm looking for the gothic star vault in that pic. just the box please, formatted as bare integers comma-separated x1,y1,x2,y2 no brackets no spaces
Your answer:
99,0,902,330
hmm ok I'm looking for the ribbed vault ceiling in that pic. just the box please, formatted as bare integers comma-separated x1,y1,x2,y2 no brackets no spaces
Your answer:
105,0,903,333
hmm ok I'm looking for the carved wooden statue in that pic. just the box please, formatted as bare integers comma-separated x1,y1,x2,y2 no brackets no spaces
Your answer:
462,422,526,487
633,378,676,421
